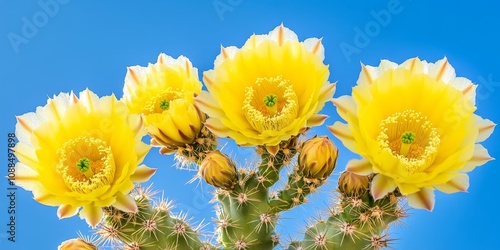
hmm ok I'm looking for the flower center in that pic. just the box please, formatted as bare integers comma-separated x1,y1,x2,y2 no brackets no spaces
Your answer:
76,157,94,179
56,134,115,194
159,100,170,110
143,88,183,114
377,110,440,174
242,76,298,132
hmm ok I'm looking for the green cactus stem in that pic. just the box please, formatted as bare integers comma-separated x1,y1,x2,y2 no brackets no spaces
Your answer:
289,174,406,250
97,186,213,250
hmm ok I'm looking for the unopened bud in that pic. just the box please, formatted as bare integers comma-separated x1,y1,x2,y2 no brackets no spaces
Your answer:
58,238,97,250
338,171,370,196
298,136,338,179
199,151,238,190
147,98,206,153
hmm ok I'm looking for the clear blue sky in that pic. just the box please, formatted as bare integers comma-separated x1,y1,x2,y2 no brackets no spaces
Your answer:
1,1,499,249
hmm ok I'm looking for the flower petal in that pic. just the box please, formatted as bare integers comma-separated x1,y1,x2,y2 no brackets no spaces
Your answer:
407,188,435,211
130,164,156,182
213,46,232,67
328,122,357,153
13,162,38,190
462,144,493,172
195,91,225,119
266,144,280,156
80,205,103,227
426,57,456,83
370,174,397,200
14,144,39,171
435,173,469,194
450,77,476,104
57,204,79,219
318,82,336,104
15,114,40,144
204,118,234,138
401,57,423,74
78,89,100,113
113,192,138,213
304,38,324,60
268,23,298,45
306,114,328,127
31,185,60,206
346,158,373,176
358,64,378,85
475,115,495,143
332,95,357,121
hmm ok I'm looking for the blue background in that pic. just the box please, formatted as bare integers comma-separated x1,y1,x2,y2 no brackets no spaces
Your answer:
1,1,499,249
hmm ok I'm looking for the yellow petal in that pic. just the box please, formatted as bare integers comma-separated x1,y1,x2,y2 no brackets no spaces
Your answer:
266,144,280,156
15,114,40,144
450,77,476,104
195,91,225,119
346,158,373,176
475,115,495,143
113,192,138,213
204,118,234,138
332,95,356,121
401,57,423,74
435,173,469,194
462,144,493,172
306,114,328,127
13,163,38,190
318,82,336,104
57,204,79,219
427,57,455,83
13,143,38,169
80,205,103,228
358,64,378,85
304,38,324,60
328,122,358,153
79,89,100,113
396,182,421,195
407,188,435,211
370,174,397,200
130,164,156,182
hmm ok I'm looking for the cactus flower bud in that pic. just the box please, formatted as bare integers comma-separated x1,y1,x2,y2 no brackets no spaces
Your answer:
338,171,370,197
298,136,338,179
146,97,206,153
199,151,238,190
58,238,97,250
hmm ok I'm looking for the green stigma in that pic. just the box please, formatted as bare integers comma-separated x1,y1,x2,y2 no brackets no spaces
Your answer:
400,131,416,144
76,157,94,178
263,94,277,107
159,100,170,110
76,158,91,172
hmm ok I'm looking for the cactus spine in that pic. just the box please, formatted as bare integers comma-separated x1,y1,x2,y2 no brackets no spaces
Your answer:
97,186,213,250
91,136,403,250
288,172,406,250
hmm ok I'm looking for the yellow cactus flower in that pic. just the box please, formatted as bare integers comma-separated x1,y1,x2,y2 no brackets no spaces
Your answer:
122,53,204,153
14,90,155,227
196,24,336,147
58,238,97,250
198,151,238,190
298,136,338,179
329,57,495,211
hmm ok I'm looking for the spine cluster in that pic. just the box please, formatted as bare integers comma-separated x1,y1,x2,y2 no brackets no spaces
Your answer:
83,135,402,250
